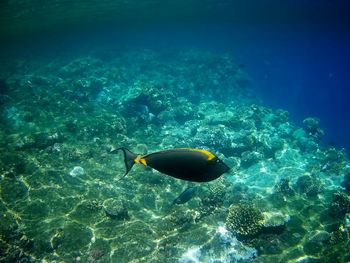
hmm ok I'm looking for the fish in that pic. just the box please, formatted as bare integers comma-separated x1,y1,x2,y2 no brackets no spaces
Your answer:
111,147,230,182
172,186,197,205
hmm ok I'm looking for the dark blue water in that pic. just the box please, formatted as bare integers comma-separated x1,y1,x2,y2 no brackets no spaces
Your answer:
221,23,350,153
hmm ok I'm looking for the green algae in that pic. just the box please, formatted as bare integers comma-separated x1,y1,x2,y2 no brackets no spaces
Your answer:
0,177,28,204
68,200,104,225
20,200,50,220
51,221,93,257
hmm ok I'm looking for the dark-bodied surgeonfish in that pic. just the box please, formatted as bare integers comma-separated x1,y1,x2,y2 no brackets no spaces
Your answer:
111,147,230,182
172,186,197,205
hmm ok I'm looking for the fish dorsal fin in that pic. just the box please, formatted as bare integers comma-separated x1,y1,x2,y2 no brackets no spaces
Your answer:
179,148,216,160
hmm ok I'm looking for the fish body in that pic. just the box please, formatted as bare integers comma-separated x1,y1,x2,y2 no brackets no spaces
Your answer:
113,147,230,182
172,187,197,205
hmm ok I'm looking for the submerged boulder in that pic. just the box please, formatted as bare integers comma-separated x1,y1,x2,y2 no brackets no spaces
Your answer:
240,151,264,168
103,199,130,220
296,174,322,197
303,117,324,141
262,211,290,229
341,173,350,193
274,177,295,196
329,192,350,218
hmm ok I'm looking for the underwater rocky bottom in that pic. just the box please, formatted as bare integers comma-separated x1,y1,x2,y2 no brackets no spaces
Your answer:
0,48,350,262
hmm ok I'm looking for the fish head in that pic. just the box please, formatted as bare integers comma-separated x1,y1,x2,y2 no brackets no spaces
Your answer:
206,157,230,180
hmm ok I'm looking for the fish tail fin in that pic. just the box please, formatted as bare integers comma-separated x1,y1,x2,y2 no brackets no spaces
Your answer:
111,147,138,179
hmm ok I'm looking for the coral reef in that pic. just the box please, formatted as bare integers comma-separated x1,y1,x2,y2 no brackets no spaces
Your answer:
274,177,295,196
329,192,350,218
303,117,324,141
296,174,322,197
262,211,290,229
0,48,349,262
103,199,130,220
226,203,264,238
341,173,350,193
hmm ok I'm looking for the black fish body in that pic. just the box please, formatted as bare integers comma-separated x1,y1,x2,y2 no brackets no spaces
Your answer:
112,147,230,182
144,149,228,182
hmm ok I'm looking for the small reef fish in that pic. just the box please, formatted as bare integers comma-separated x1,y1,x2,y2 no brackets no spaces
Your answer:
112,147,230,182
172,186,197,205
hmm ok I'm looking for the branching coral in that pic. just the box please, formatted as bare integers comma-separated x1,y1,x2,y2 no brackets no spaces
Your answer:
226,204,264,238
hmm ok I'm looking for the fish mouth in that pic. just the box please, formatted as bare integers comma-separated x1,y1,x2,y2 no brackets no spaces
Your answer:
219,159,231,173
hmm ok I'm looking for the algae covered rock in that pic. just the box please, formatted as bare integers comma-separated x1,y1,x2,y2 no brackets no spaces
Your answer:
69,200,103,225
321,148,350,176
190,226,258,262
193,127,233,156
0,178,28,204
226,203,264,238
51,222,93,256
303,117,324,141
292,128,319,152
303,230,331,255
240,151,264,168
260,135,285,158
0,211,20,241
165,208,198,229
329,225,349,245
15,132,64,150
262,211,290,229
83,238,111,262
296,174,322,197
125,80,175,114
329,192,350,218
274,177,295,196
103,199,130,220
341,173,350,193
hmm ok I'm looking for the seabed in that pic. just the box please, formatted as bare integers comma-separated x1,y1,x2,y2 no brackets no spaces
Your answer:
0,48,349,262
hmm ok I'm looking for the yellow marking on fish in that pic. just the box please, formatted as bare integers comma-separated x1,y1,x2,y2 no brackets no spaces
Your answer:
134,155,147,166
180,148,216,160
134,155,142,164
140,158,147,166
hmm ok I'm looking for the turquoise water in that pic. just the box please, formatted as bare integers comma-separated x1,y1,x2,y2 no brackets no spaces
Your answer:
1,1,350,262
